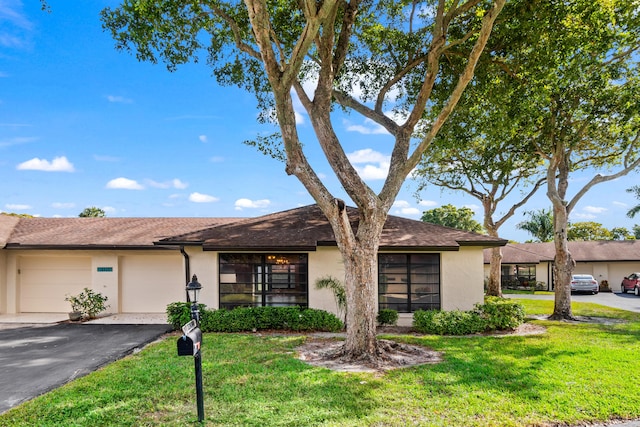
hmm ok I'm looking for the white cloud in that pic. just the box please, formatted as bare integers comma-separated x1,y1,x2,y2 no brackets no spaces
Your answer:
392,200,422,216
102,206,117,214
392,200,411,208
199,135,208,143
464,204,481,212
572,212,596,220
189,192,219,203
418,200,438,207
347,149,391,180
613,201,628,208
210,156,224,163
235,198,271,210
147,178,188,189
5,203,31,210
583,206,607,214
17,156,75,172
347,149,390,164
106,177,144,190
106,95,133,104
344,118,388,135
51,202,75,209
294,110,305,125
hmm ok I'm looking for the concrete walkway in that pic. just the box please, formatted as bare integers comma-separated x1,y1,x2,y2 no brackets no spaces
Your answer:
0,312,169,329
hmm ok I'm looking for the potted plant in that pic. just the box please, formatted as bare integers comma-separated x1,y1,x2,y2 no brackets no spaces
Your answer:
65,288,109,321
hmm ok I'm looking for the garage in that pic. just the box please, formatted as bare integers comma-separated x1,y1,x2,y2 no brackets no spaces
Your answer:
119,254,184,313
19,256,91,313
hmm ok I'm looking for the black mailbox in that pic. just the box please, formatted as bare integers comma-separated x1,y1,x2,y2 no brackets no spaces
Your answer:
177,327,202,356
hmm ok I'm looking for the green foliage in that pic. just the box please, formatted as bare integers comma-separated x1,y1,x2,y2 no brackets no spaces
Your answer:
478,296,525,330
420,204,484,233
314,276,346,321
627,186,640,219
376,309,398,326
167,303,343,333
166,302,205,330
78,206,106,217
517,209,554,242
65,287,109,319
413,297,524,335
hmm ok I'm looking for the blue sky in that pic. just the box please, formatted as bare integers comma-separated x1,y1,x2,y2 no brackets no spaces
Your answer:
1,1,638,242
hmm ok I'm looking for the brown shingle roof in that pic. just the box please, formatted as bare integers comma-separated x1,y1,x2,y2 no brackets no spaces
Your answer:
160,205,507,251
485,240,640,264
5,217,238,249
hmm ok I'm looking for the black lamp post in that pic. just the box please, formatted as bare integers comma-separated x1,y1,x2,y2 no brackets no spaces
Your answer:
186,274,202,324
185,274,204,422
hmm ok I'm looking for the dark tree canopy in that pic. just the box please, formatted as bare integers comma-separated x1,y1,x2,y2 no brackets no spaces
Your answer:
421,204,484,233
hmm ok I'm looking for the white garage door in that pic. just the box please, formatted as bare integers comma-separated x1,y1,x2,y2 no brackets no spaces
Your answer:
120,254,184,313
20,256,92,312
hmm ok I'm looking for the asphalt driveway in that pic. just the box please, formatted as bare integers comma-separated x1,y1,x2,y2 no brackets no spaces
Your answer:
509,291,640,313
0,323,172,414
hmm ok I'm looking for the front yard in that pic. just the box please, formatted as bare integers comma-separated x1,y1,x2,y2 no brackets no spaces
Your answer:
2,299,639,426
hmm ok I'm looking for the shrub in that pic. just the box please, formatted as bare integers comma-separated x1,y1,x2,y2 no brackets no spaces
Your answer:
166,302,206,330
413,297,525,335
413,309,486,335
476,296,525,330
377,309,399,326
65,287,109,320
167,303,344,333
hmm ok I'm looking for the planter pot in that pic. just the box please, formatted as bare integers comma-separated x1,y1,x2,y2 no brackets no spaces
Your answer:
68,311,82,321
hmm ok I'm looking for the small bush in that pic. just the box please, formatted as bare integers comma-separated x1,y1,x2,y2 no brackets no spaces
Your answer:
65,287,109,320
167,303,344,333
377,309,399,326
477,296,525,330
413,297,525,335
413,309,486,335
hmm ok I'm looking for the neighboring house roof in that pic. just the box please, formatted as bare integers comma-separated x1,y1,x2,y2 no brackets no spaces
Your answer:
159,204,507,251
485,240,640,264
0,215,21,247
4,217,238,249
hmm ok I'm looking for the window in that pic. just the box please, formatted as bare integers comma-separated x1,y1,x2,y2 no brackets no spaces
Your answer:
502,264,536,288
378,253,440,313
219,254,308,309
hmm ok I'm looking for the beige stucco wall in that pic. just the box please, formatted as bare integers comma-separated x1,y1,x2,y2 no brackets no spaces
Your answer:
0,245,488,315
0,250,6,314
441,247,484,311
308,247,346,315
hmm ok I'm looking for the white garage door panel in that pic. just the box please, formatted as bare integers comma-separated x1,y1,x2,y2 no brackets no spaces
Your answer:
20,257,92,312
120,255,184,313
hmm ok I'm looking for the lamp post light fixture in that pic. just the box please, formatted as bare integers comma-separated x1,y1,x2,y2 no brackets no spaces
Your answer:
186,274,202,324
183,274,204,423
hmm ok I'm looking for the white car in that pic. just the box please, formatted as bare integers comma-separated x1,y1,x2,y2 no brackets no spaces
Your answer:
570,274,599,295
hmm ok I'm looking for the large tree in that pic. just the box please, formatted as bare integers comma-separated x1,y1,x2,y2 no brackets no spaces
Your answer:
411,0,548,297
516,209,554,243
523,1,640,320
102,0,505,363
421,204,484,233
423,0,639,319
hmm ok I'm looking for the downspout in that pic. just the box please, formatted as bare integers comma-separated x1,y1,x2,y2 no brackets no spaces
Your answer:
180,246,191,301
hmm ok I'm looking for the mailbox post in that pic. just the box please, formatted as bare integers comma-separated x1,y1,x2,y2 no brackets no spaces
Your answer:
177,274,205,423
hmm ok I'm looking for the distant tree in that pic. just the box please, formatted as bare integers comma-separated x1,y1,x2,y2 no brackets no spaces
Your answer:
79,207,106,218
1,212,34,218
516,209,554,243
627,186,640,219
421,204,484,233
634,225,640,240
610,227,634,241
567,222,612,241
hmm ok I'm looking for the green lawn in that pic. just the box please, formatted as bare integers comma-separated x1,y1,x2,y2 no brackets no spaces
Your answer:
2,300,640,426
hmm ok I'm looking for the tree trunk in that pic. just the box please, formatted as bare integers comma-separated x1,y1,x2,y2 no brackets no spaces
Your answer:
486,247,503,297
485,223,503,297
549,201,575,320
342,240,379,361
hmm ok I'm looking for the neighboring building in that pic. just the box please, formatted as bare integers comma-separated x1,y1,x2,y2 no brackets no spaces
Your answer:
0,205,506,317
484,241,640,292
